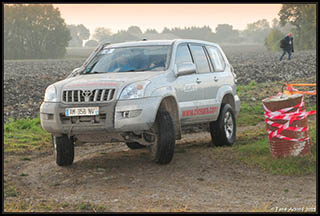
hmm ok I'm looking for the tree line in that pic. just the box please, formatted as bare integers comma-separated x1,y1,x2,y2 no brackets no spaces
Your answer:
4,4,316,59
4,4,71,59
85,23,270,47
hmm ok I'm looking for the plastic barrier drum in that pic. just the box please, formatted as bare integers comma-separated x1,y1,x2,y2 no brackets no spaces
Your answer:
262,94,316,158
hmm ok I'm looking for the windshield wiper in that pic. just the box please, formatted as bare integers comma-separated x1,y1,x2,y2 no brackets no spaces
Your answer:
120,68,149,72
82,71,103,75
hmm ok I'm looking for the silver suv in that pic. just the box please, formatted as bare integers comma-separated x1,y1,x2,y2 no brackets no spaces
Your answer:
40,39,240,166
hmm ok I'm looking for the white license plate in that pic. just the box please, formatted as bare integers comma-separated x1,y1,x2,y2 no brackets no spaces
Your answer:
65,107,99,117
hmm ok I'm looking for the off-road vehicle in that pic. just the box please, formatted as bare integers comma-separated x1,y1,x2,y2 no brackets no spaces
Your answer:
40,39,240,166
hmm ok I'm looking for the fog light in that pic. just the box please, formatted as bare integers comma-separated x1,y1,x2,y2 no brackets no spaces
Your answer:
129,109,142,118
122,111,130,118
121,110,142,118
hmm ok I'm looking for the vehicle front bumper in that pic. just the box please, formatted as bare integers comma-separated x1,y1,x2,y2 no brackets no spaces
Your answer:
40,97,163,136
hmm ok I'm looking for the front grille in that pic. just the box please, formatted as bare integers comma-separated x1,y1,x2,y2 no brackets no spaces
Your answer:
62,89,116,103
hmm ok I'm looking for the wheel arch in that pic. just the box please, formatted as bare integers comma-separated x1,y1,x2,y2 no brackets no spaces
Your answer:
216,86,236,116
157,96,181,140
221,93,235,112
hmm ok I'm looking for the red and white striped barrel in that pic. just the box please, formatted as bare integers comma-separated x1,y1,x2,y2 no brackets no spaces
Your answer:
262,94,316,158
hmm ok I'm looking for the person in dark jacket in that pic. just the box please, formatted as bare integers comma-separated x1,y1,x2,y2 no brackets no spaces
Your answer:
280,32,294,61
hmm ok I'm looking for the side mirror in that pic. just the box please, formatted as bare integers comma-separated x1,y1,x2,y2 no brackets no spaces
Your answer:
176,63,196,77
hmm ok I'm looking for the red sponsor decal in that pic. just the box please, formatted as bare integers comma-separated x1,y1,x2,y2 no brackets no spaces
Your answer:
182,106,218,117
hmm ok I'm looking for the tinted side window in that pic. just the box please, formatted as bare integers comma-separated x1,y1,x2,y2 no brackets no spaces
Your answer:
189,45,210,73
207,46,226,72
175,45,193,65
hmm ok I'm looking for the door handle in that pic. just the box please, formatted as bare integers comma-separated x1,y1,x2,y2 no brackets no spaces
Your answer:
214,76,219,82
196,78,202,84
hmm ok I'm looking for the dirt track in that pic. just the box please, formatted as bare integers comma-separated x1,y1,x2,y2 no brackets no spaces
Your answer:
4,126,316,212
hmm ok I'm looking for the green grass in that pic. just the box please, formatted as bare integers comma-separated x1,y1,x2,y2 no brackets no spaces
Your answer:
237,102,265,127
306,103,317,112
4,117,51,153
4,185,19,198
236,126,267,145
236,81,267,127
236,80,258,94
233,121,316,176
78,202,94,211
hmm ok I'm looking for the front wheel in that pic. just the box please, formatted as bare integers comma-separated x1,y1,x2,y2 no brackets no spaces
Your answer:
210,104,236,146
148,111,176,164
52,135,74,166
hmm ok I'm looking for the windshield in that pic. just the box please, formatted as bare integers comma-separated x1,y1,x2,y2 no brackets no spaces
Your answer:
84,45,171,74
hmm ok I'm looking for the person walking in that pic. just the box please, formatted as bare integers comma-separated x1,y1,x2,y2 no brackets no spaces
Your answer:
280,32,294,61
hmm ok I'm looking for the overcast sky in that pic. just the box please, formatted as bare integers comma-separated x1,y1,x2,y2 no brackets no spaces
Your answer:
54,4,282,35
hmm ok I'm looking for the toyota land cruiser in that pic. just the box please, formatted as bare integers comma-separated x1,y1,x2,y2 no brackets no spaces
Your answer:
40,39,240,166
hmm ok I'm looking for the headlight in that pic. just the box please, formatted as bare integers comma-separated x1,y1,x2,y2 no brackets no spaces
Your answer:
119,81,150,100
44,85,57,102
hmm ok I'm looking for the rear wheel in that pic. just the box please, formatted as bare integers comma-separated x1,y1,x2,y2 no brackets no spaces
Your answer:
52,135,74,166
210,104,236,146
148,111,176,164
126,142,146,149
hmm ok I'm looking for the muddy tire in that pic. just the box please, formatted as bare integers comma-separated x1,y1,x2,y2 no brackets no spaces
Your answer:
210,104,236,147
149,111,176,164
126,142,146,149
52,135,74,166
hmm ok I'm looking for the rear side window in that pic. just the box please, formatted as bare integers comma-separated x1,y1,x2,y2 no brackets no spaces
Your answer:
207,46,226,72
189,45,211,74
175,44,193,65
